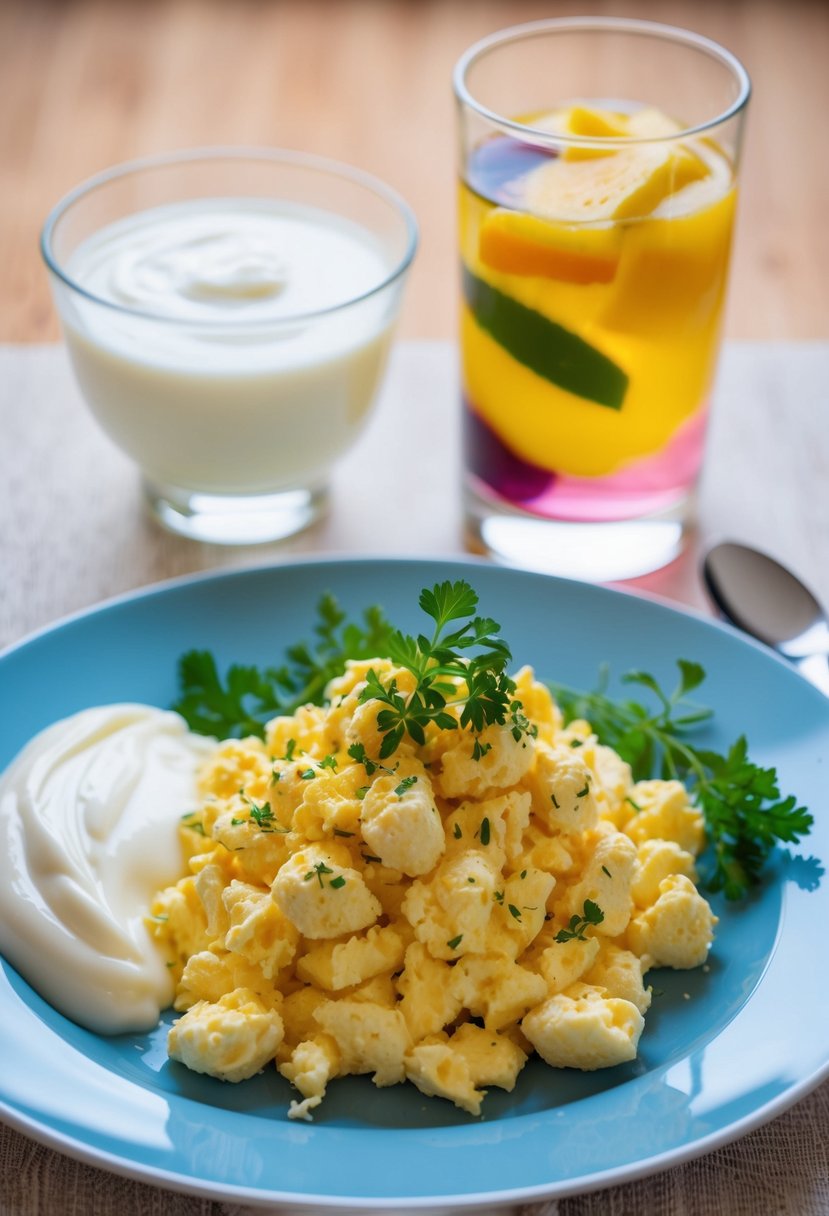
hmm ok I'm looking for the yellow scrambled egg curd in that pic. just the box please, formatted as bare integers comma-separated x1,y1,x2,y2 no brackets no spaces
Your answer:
152,661,716,1118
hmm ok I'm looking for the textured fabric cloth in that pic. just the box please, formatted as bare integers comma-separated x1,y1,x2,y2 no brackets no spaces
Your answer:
1,342,828,1215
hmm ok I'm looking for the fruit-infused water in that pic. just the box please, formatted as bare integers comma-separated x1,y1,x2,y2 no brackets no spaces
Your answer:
460,103,736,523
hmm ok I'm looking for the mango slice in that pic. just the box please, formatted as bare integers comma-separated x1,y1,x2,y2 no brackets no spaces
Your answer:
524,143,709,223
479,209,621,284
532,105,629,161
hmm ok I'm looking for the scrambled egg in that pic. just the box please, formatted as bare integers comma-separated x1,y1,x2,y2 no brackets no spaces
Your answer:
150,661,716,1119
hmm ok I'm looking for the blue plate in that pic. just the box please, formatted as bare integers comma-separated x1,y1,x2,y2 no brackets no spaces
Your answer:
1,557,828,1209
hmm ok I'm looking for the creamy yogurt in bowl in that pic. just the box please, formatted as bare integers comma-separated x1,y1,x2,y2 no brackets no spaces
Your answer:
41,149,417,543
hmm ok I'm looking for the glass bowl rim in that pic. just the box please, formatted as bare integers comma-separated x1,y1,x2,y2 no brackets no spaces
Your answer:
453,15,751,148
40,146,419,330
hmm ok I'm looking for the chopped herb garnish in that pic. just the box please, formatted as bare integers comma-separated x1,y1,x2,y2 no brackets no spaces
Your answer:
569,739,583,748
551,793,560,809
239,794,287,834
284,739,297,761
575,784,590,799
493,890,504,904
510,701,537,743
356,785,370,800
626,795,642,812
508,904,522,921
394,775,418,797
472,738,493,761
361,852,382,863
602,865,612,878
453,823,462,840
480,817,491,846
333,828,354,838
520,869,527,879
304,861,334,888
329,875,347,889
447,934,463,950
555,900,605,943
320,754,338,771
467,876,476,884
230,817,245,826
299,768,316,780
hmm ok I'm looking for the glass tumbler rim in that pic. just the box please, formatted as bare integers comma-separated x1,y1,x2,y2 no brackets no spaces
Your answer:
453,15,751,148
40,145,419,331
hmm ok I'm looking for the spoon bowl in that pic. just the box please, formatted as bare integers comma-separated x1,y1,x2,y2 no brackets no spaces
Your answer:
702,542,829,694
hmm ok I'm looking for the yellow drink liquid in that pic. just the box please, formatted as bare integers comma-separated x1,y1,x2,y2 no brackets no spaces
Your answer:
460,105,736,521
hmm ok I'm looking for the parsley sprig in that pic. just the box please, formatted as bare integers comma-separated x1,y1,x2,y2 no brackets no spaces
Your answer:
358,581,525,759
173,595,393,739
550,661,813,900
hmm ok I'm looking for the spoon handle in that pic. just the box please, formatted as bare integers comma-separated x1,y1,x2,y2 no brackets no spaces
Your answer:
793,654,829,697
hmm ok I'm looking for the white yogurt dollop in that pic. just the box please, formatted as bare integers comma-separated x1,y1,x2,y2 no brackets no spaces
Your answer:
76,202,387,322
0,705,215,1034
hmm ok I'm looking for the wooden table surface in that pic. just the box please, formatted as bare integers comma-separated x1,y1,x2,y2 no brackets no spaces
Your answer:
2,0,828,344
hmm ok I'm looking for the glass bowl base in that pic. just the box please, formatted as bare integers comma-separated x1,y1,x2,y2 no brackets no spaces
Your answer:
464,483,693,582
144,479,328,545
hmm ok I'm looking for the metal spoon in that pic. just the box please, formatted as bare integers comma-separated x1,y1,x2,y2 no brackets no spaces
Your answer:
702,541,829,695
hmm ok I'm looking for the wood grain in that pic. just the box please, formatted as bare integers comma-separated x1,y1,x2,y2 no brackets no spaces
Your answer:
2,0,827,342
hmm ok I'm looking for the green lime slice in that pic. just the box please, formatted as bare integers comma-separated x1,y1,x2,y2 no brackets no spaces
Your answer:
462,267,628,410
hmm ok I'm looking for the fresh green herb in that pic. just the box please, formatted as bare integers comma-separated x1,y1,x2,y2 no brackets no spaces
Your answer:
569,739,583,749
329,875,347,890
394,775,418,797
510,701,538,743
180,814,205,837
447,935,463,950
520,869,527,879
357,581,523,760
356,786,370,800
508,904,522,921
348,742,396,778
230,817,244,826
283,740,297,762
472,738,493,761
240,794,287,834
602,865,612,878
575,783,590,799
304,861,334,888
299,768,316,780
550,661,813,899
555,900,605,943
361,852,382,863
319,754,338,771
467,876,476,883
551,793,560,809
270,768,282,785
172,596,394,739
453,823,462,840
333,828,354,838
493,890,504,904
480,817,491,846
626,795,642,812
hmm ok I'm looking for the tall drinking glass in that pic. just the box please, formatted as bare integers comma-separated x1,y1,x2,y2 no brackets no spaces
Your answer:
455,18,750,581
